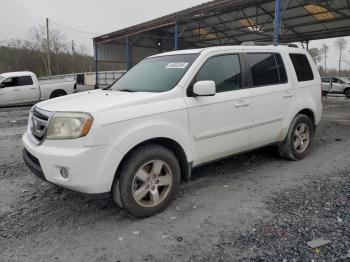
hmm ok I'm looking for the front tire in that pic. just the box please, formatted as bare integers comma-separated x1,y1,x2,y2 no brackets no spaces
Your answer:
112,144,181,218
278,114,315,161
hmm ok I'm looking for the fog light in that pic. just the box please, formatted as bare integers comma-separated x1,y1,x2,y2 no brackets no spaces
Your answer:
60,167,69,178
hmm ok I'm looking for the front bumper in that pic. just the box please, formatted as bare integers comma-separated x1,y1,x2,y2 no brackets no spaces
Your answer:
23,148,46,181
22,132,124,194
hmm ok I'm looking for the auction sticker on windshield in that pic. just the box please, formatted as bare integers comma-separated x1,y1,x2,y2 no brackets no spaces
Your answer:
166,62,189,69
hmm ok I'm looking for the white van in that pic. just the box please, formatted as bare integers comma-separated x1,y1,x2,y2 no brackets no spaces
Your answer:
23,44,322,217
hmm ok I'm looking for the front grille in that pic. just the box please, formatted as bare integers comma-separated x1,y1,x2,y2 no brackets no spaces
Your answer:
29,107,52,145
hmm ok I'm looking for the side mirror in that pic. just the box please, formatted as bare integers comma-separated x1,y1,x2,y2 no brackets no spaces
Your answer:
0,83,4,88
192,80,216,97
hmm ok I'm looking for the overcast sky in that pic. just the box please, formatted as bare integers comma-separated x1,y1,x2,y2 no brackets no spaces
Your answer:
1,0,349,69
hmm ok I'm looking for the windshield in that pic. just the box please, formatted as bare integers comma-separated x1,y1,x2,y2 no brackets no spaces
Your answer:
111,54,199,92
0,76,4,83
338,77,350,83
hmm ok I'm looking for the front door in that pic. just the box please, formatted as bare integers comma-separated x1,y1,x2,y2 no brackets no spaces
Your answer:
184,53,253,166
331,78,345,93
0,77,22,106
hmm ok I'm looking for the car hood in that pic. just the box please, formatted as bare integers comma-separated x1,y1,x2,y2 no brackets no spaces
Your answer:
35,89,158,113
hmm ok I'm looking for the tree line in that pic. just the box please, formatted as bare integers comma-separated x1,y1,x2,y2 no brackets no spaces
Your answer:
0,26,94,77
308,37,349,77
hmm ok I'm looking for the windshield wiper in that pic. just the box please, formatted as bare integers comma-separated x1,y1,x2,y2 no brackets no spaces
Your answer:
119,89,136,92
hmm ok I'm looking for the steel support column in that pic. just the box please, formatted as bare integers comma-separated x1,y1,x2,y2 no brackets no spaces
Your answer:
126,37,132,70
273,0,281,46
174,22,179,50
94,43,99,89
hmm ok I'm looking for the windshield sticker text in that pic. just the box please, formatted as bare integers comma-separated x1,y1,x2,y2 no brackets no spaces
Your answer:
166,63,189,69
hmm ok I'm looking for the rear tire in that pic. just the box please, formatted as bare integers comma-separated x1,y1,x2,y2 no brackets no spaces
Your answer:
278,114,315,161
50,90,67,99
112,144,181,218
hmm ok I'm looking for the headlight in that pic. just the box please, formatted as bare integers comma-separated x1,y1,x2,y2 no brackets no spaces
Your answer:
46,112,93,140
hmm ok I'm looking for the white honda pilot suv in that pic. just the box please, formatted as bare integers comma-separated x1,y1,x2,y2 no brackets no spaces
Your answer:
23,44,322,217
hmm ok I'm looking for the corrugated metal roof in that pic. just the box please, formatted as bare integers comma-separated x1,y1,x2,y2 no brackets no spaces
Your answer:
94,0,350,45
94,0,350,65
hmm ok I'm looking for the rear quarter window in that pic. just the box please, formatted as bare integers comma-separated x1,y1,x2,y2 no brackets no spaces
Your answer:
289,54,314,82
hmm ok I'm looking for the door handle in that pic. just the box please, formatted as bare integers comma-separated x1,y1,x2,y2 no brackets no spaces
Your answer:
14,89,20,92
30,87,36,90
235,101,250,108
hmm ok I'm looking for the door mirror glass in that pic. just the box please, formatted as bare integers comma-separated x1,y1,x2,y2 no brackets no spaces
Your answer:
193,81,216,96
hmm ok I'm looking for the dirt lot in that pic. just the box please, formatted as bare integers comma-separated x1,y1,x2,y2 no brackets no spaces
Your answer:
0,97,349,262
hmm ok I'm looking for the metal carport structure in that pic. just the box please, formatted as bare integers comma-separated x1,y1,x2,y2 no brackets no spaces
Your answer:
93,0,350,86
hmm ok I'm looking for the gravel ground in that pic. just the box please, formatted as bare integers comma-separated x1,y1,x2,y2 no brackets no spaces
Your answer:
0,97,349,262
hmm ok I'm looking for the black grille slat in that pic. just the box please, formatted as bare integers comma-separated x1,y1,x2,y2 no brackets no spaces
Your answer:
29,107,52,145
33,109,49,121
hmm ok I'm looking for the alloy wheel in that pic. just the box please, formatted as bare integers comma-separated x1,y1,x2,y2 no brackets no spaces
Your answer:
293,123,310,153
132,160,173,208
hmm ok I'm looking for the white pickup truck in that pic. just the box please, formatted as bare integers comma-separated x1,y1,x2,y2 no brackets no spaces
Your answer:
23,45,322,217
0,71,77,107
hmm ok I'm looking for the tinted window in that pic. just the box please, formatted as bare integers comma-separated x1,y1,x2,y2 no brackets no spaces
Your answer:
322,78,330,83
247,53,285,86
195,55,241,93
289,54,314,82
2,77,19,88
19,76,33,86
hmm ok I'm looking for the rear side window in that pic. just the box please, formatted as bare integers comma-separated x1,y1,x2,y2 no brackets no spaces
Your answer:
18,76,33,86
247,53,287,86
196,54,242,93
289,54,314,82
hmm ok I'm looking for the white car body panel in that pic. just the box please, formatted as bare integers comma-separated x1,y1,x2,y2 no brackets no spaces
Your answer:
22,45,322,194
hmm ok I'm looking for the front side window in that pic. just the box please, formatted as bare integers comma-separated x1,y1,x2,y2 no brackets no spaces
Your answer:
195,54,242,93
111,54,198,93
247,53,287,86
2,77,19,88
289,54,314,82
322,78,330,83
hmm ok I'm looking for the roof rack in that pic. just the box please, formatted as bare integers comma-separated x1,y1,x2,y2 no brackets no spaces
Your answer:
240,41,299,48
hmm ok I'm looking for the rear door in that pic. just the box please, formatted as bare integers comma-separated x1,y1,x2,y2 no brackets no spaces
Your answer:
0,77,22,106
184,53,253,165
18,76,39,103
246,52,294,147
